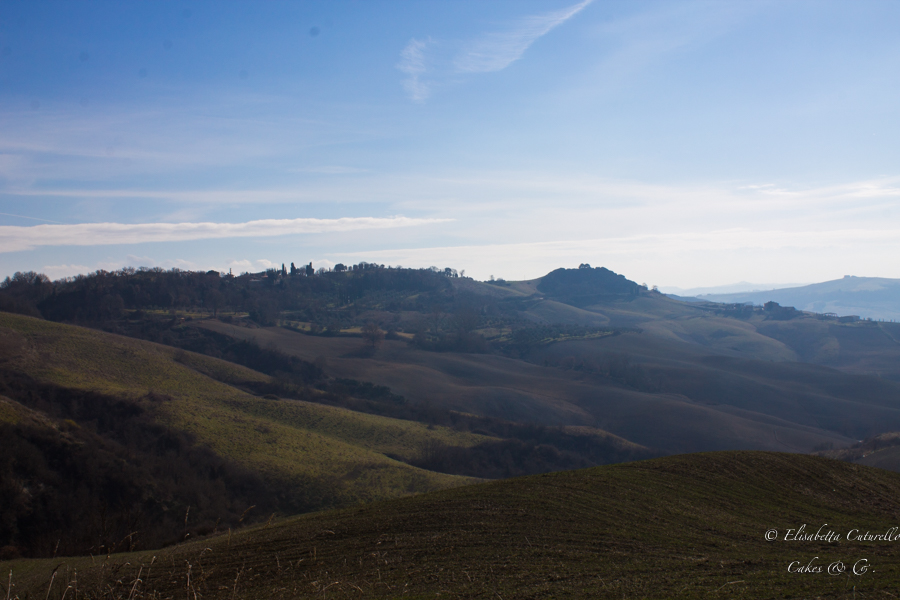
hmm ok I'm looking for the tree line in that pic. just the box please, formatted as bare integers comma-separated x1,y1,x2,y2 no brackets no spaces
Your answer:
0,264,466,326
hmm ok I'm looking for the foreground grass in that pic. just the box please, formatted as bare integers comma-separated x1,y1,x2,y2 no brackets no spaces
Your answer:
5,452,900,599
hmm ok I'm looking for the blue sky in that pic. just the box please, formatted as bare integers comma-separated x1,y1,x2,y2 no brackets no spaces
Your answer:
1,0,899,287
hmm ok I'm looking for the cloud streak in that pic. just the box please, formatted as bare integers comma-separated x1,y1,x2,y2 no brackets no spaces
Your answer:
397,38,432,102
397,1,592,100
0,216,449,253
337,228,900,263
454,0,593,73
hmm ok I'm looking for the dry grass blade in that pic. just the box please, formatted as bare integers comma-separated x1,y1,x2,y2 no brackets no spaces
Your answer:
126,567,143,600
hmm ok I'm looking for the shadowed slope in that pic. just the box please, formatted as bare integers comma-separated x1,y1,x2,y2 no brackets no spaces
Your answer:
8,452,900,599
0,312,483,521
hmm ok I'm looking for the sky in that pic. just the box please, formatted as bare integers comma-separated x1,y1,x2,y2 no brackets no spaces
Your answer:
1,0,900,288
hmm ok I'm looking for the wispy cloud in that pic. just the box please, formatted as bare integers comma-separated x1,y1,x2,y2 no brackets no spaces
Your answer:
0,216,449,253
0,211,64,224
2,187,318,204
397,38,433,102
0,95,372,189
336,228,900,263
454,0,593,73
288,165,371,175
397,1,592,101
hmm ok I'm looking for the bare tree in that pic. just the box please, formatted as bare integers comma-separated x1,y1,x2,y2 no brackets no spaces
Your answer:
205,288,224,317
361,322,385,348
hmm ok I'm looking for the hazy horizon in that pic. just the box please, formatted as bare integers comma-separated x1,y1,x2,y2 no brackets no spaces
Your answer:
659,281,812,297
2,1,899,288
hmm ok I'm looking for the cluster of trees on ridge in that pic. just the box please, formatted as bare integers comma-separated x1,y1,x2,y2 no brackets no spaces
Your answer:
0,264,462,326
0,265,631,357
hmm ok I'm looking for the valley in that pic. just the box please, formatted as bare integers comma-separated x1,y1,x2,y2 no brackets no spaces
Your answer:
2,264,900,597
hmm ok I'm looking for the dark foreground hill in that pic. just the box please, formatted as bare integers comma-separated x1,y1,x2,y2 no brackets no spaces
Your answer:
5,452,900,599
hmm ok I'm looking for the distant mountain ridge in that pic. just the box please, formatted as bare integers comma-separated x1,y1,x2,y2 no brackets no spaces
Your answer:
696,275,900,321
661,281,808,296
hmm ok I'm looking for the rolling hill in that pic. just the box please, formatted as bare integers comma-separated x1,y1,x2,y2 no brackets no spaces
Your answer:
4,263,900,569
7,265,899,457
0,312,488,556
0,312,485,489
198,278,900,454
0,307,652,558
5,451,900,599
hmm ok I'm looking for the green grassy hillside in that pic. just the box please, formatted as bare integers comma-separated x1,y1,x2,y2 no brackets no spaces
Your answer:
6,451,900,599
0,312,484,520
1,309,662,558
